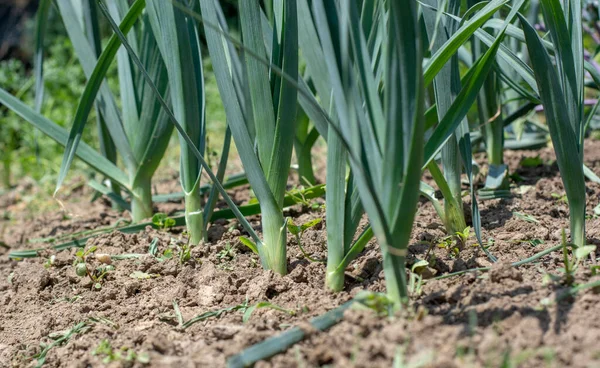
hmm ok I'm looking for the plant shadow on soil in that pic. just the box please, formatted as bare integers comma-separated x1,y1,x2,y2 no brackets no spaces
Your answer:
1,141,600,367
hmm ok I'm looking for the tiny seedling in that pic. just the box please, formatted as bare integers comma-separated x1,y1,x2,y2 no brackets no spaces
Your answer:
160,300,249,330
550,192,568,204
408,260,428,296
543,229,596,289
511,238,545,247
164,237,192,264
148,237,159,256
92,339,150,364
179,243,192,264
436,227,471,257
217,242,237,261
33,321,89,368
73,246,115,289
87,316,119,330
73,245,97,266
287,217,325,263
286,186,323,210
456,227,471,245
352,291,395,317
243,301,296,323
513,212,539,224
156,248,174,262
527,239,544,247
519,156,544,168
152,213,176,230
43,255,56,269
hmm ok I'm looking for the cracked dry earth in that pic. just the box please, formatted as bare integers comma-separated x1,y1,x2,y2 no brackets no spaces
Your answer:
1,140,600,367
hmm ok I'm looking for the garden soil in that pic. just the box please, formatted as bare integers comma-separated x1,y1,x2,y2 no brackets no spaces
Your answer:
1,140,600,367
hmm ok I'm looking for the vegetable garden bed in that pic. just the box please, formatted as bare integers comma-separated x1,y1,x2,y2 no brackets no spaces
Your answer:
2,0,600,366
1,140,600,367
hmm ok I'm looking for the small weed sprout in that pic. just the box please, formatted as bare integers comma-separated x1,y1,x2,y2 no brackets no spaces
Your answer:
559,229,596,285
92,339,150,364
73,246,115,289
217,242,237,261
165,237,192,264
179,244,192,264
33,322,90,367
243,301,295,323
353,291,395,317
152,213,176,230
43,255,56,269
550,192,568,204
286,186,322,210
287,217,325,262
436,227,472,257
543,229,596,290
409,260,428,297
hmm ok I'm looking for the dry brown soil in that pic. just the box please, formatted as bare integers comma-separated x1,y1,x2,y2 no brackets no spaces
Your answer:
1,140,600,368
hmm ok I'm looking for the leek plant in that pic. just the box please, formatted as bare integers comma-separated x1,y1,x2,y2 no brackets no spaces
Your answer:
0,0,174,222
418,0,523,264
520,0,587,248
307,0,424,305
295,0,369,292
0,0,171,223
472,8,510,199
55,0,173,223
144,0,207,244
423,0,469,235
303,0,510,292
71,0,234,244
477,72,510,196
199,0,298,274
94,1,265,253
67,0,229,244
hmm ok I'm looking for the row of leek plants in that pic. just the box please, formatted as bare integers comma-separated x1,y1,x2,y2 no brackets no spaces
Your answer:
0,0,594,309
289,0,517,300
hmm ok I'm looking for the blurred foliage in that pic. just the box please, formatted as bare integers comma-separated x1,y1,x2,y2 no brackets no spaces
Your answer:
0,36,96,189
